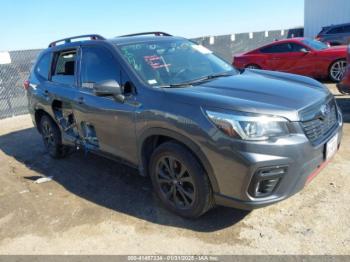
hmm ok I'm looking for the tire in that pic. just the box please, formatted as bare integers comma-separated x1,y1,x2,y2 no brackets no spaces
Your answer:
149,142,213,218
337,84,350,95
245,64,261,70
329,59,347,82
40,114,67,158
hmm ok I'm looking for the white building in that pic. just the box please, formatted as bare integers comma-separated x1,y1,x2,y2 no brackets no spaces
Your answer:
304,0,350,37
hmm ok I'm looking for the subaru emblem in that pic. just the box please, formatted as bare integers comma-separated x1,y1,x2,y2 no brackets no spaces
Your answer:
320,104,330,119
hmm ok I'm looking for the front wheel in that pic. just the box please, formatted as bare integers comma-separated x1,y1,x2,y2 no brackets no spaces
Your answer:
329,59,347,82
149,142,213,218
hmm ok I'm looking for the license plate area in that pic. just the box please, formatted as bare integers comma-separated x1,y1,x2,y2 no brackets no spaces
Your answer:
325,133,338,160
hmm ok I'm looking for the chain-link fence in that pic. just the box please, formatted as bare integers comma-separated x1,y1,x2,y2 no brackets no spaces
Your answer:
0,28,303,120
193,28,304,62
0,49,41,119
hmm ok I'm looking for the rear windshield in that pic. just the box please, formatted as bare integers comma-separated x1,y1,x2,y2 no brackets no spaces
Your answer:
318,27,329,35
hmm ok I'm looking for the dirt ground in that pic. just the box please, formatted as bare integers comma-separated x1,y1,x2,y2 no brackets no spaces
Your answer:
0,84,349,255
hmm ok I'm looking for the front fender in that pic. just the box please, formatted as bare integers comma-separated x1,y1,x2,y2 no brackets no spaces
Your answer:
137,127,219,193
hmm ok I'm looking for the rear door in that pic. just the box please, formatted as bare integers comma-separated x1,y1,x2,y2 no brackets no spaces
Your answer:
43,49,81,139
73,45,138,164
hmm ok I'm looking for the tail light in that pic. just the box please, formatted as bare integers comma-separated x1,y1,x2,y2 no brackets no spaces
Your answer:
23,80,30,91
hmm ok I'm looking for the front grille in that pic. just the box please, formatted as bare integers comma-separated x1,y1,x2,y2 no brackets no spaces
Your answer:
301,100,338,144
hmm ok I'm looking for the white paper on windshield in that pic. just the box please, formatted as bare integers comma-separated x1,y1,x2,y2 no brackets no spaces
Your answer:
192,45,212,54
148,79,157,84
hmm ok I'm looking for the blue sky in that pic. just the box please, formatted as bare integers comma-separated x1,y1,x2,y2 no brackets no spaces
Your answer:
1,0,304,51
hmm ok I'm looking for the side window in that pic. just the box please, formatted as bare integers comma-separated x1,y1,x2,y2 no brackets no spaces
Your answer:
51,50,77,86
260,43,292,54
80,46,121,89
328,26,344,34
35,52,51,80
291,43,308,52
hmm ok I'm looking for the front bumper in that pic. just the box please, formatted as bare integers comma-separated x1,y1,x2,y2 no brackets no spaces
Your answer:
207,114,343,210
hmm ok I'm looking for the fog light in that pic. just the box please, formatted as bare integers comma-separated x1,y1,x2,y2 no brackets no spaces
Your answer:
248,166,287,198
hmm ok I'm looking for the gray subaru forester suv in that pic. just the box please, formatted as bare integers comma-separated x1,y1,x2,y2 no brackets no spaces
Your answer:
26,32,343,218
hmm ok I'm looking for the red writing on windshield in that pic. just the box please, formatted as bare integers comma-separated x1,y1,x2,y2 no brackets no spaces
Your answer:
144,55,171,69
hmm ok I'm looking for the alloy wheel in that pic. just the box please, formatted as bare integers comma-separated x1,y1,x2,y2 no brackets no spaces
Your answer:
156,156,195,209
330,60,347,82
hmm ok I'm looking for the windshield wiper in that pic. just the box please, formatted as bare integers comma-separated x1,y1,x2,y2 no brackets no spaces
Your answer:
158,72,234,88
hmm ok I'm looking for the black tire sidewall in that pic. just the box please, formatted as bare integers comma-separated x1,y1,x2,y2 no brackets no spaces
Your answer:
149,142,212,218
40,115,65,158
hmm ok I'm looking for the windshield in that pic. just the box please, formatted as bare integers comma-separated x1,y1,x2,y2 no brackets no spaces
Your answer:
302,38,328,50
117,39,236,87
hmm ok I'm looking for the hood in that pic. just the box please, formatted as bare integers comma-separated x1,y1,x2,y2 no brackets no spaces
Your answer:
164,70,331,121
319,45,347,54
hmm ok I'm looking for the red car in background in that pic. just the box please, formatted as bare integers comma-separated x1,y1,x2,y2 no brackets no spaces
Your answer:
338,45,350,94
233,38,347,82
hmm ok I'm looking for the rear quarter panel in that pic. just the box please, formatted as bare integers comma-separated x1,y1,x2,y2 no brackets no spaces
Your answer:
315,49,347,76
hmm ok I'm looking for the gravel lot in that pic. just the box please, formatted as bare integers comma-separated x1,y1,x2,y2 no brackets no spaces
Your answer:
0,84,349,255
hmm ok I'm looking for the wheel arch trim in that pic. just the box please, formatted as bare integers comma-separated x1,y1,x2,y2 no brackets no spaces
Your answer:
138,127,219,193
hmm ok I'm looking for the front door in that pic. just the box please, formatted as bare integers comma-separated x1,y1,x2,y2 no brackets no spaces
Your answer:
262,43,293,71
73,45,138,164
284,43,316,76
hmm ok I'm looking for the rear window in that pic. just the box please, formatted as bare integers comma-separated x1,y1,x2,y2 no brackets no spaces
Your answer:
35,52,51,80
327,26,344,34
51,50,77,86
318,27,329,35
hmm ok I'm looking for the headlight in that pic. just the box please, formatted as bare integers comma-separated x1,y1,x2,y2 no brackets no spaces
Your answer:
206,110,289,140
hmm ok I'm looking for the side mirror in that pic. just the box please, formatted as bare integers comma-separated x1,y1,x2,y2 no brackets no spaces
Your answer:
93,80,125,102
300,48,310,54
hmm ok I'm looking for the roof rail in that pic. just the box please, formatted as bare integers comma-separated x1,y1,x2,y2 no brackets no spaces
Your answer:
119,32,172,38
48,34,106,47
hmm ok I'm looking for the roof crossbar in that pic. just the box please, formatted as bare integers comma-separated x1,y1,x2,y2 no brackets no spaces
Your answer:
48,34,106,47
119,32,172,37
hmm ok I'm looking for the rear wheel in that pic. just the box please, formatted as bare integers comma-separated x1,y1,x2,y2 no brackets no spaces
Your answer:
149,142,213,218
329,59,347,82
245,64,261,70
40,115,67,158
